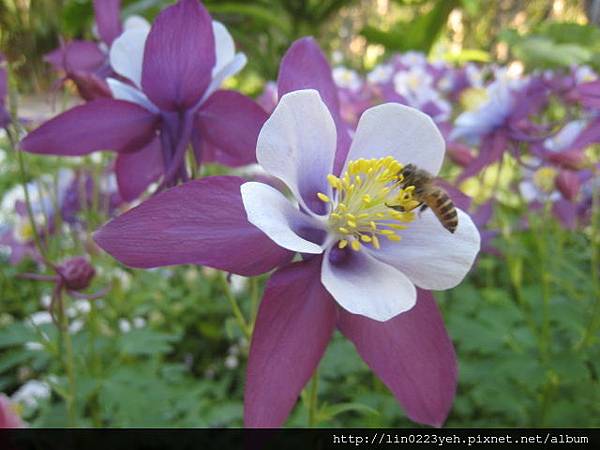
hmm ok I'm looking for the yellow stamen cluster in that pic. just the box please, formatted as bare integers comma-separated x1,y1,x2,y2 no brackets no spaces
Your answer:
317,157,420,251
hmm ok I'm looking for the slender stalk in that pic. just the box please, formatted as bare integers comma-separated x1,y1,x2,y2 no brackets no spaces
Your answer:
307,370,319,427
56,290,77,426
219,273,251,339
578,170,600,350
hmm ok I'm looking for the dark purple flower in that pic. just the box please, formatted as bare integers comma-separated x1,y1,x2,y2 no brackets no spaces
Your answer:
55,256,95,291
94,38,477,428
22,0,266,202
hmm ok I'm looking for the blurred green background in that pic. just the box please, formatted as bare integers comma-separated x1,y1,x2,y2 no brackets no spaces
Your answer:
1,0,598,93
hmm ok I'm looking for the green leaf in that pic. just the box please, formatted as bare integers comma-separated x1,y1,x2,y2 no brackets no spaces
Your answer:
118,329,178,356
0,323,39,349
318,402,379,422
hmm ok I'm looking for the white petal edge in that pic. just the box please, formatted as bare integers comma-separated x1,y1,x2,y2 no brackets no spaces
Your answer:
256,89,336,215
123,15,151,32
201,53,247,103
212,21,235,77
345,103,446,175
240,181,325,254
109,27,149,88
373,208,481,290
107,78,159,113
321,247,417,322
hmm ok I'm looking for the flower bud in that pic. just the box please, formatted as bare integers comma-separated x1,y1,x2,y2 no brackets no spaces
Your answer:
447,143,475,167
555,170,581,201
57,256,95,291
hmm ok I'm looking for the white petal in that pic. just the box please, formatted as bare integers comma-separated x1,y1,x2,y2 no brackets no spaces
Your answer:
321,247,416,322
212,21,235,77
256,89,336,215
106,78,159,113
345,103,445,175
202,53,247,102
123,15,151,32
373,208,480,290
109,28,149,88
240,182,325,254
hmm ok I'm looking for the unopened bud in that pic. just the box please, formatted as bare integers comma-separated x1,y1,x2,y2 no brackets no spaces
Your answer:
57,257,95,291
555,170,581,201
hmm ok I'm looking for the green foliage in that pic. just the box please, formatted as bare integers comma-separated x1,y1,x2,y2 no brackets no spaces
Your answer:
501,22,600,70
362,0,460,54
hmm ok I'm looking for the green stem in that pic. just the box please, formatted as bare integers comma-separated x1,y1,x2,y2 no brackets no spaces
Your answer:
88,299,103,427
219,273,251,339
577,168,600,350
57,294,77,426
307,370,319,427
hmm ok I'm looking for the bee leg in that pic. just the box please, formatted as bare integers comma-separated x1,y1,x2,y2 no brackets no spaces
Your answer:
385,203,406,212
418,203,428,217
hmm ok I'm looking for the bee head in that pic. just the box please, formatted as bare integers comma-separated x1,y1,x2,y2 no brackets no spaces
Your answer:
400,164,417,183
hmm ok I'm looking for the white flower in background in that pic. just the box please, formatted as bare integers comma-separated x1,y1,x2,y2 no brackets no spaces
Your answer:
332,67,363,92
229,274,248,295
132,317,146,329
399,51,427,67
118,319,132,333
108,20,246,111
11,380,50,410
224,355,239,369
367,64,393,85
393,66,434,103
24,342,44,351
544,120,587,153
241,90,480,321
465,63,485,88
28,311,52,327
574,65,597,84
519,160,561,203
69,319,84,334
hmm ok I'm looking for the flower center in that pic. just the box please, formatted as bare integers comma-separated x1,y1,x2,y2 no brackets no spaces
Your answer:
460,87,488,111
533,167,557,192
317,157,419,251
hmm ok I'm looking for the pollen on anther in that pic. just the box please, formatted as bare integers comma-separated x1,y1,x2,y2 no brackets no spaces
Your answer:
338,239,348,249
317,192,330,203
351,240,361,251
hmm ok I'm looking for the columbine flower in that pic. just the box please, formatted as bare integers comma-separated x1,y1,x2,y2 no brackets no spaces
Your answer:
22,0,266,202
239,88,480,321
94,38,480,428
44,0,143,100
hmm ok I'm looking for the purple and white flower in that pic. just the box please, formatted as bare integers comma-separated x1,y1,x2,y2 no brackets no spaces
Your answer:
240,89,480,321
22,0,266,202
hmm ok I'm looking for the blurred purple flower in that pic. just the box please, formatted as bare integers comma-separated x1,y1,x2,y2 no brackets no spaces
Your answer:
44,0,134,100
94,38,480,428
22,0,266,202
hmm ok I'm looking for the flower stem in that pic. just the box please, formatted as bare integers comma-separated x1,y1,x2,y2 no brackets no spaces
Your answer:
56,290,77,426
219,273,251,339
307,370,319,427
578,169,600,350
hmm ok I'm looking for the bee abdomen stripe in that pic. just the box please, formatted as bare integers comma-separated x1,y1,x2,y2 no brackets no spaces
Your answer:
438,202,455,215
442,210,458,219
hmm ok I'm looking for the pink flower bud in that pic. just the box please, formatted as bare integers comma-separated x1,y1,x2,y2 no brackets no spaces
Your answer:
547,149,586,171
56,256,95,291
0,394,24,428
447,143,474,167
555,170,581,201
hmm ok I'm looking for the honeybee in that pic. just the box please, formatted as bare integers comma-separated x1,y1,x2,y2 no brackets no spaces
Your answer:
388,164,458,233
